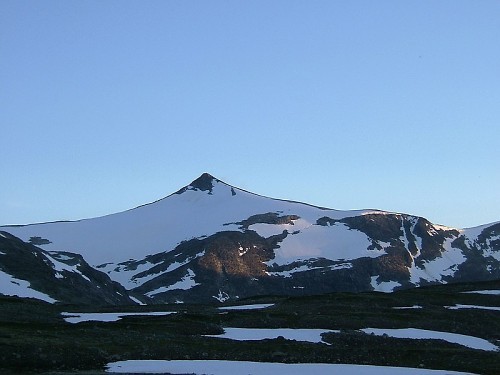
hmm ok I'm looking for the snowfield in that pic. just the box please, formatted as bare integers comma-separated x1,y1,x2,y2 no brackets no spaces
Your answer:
462,290,500,295
204,326,498,352
218,303,274,310
0,179,368,266
361,328,498,352
206,328,337,344
106,360,475,374
444,304,500,312
61,311,175,323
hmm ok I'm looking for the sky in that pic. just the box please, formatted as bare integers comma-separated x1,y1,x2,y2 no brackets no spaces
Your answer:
1,1,499,229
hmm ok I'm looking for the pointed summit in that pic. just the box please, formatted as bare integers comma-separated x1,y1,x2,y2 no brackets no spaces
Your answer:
189,172,218,192
173,173,223,195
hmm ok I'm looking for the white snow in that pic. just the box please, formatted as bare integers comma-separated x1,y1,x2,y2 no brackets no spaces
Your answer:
460,222,500,259
206,328,337,344
445,304,500,312
481,236,500,261
104,249,206,290
266,261,353,278
0,179,379,268
106,360,473,374
100,261,158,289
61,311,175,323
330,262,353,270
462,290,500,295
218,303,274,310
248,218,312,238
268,222,378,267
44,252,85,277
370,276,401,292
129,296,145,305
361,328,498,351
212,289,230,303
0,269,57,303
432,223,456,231
145,269,198,297
408,238,466,284
461,221,500,242
266,263,321,278
51,253,73,261
238,245,249,256
392,305,423,310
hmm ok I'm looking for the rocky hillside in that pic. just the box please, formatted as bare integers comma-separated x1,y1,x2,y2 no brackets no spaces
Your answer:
0,231,133,305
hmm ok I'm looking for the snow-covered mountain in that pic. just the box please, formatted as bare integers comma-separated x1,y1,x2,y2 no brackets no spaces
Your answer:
1,173,499,304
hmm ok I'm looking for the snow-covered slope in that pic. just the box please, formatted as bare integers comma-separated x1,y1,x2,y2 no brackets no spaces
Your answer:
1,174,370,265
1,173,499,304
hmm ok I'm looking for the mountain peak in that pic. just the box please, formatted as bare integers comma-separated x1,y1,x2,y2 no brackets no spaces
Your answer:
190,173,218,190
170,173,223,195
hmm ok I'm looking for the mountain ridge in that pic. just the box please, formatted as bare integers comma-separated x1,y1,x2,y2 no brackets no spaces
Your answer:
0,173,498,305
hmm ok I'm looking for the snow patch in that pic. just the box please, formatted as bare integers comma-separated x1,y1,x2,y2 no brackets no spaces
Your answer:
238,245,249,256
61,311,175,323
145,269,199,297
206,328,337,344
330,262,353,270
462,290,500,295
362,327,498,351
408,238,466,284
248,218,311,238
45,252,87,279
268,222,377,266
212,289,230,303
392,305,423,310
370,276,401,292
218,303,274,311
129,296,145,305
445,304,500,312
51,253,73,261
106,360,472,374
0,269,57,303
482,237,500,261
110,249,207,290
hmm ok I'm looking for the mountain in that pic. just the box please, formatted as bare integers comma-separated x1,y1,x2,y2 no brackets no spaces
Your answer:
1,173,499,304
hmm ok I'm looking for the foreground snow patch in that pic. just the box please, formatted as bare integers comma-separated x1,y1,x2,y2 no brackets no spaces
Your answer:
445,304,500,312
362,328,498,351
61,311,174,323
370,276,401,292
206,328,336,344
392,305,423,310
218,303,274,310
106,360,473,374
462,290,500,295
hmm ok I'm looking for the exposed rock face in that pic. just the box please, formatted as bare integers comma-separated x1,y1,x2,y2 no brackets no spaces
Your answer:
1,173,498,305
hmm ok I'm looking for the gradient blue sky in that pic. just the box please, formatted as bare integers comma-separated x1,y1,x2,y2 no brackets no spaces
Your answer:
1,1,499,228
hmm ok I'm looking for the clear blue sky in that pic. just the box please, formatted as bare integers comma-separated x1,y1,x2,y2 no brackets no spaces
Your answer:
1,1,499,228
